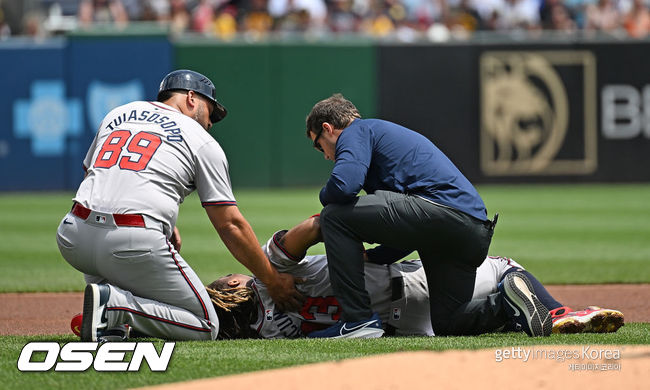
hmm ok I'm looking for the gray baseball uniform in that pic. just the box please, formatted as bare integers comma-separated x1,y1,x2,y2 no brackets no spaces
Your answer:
249,232,523,338
56,100,235,340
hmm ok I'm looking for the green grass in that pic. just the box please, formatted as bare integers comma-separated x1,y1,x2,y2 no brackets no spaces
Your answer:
0,184,649,292
0,189,325,292
0,185,648,388
1,324,648,390
479,184,650,283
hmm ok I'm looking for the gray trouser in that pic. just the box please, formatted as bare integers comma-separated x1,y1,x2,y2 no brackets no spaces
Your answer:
56,211,218,340
319,190,503,335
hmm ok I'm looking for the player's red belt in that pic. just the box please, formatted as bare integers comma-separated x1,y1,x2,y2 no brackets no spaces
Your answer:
71,203,146,227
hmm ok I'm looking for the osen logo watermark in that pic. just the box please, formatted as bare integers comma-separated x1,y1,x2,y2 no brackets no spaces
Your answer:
17,342,175,372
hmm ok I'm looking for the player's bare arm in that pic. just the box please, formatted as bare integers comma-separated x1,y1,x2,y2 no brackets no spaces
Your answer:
275,215,323,258
204,204,304,311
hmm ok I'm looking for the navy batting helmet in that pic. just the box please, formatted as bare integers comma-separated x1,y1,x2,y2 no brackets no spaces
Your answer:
158,69,227,123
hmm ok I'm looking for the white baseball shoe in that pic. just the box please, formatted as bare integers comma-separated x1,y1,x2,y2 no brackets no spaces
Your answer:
498,272,553,337
81,284,111,342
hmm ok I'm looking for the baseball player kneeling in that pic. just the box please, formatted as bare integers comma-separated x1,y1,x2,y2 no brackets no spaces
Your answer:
58,70,302,342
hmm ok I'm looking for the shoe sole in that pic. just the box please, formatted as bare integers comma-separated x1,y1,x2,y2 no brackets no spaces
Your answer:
81,284,100,342
97,325,131,343
552,318,587,334
334,327,385,339
588,310,624,333
503,274,552,337
554,309,624,334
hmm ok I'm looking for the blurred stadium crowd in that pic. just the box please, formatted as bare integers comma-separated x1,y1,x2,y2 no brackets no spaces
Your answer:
1,0,649,40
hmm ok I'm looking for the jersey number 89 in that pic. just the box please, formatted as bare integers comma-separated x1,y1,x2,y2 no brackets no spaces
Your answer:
94,130,162,171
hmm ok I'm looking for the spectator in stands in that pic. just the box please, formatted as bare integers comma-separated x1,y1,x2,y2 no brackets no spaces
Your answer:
192,0,215,33
550,2,578,30
469,0,504,25
585,0,621,32
119,0,144,20
563,0,592,28
269,0,327,34
23,10,48,38
361,0,397,37
494,0,541,31
213,5,238,39
169,0,191,34
137,0,172,22
242,0,273,38
0,6,11,38
409,0,448,31
78,0,129,28
448,0,485,33
624,0,650,37
540,0,577,31
5,0,647,39
387,0,419,41
540,0,574,29
326,0,362,34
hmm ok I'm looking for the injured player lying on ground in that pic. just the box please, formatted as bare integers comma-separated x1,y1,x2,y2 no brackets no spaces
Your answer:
206,216,625,340
69,215,626,340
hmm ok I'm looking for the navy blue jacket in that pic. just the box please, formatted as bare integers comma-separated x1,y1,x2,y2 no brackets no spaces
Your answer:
319,118,487,221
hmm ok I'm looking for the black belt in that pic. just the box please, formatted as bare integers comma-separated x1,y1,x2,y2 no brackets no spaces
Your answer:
485,213,499,231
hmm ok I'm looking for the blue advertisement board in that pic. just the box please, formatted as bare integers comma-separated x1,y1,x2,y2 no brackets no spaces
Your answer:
0,37,171,190
0,40,69,190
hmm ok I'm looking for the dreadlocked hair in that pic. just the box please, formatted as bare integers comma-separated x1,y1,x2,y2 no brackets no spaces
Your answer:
207,285,254,311
206,284,259,340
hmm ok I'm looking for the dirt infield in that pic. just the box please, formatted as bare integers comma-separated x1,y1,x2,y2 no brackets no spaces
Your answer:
139,346,649,390
1,284,648,336
3,286,647,390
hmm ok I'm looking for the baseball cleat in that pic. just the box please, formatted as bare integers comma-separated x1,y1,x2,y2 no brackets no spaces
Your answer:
73,312,131,342
551,306,624,334
81,283,110,342
498,272,552,337
97,324,131,343
306,312,385,339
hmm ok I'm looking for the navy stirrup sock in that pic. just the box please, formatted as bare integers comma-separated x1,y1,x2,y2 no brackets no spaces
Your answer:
501,268,562,310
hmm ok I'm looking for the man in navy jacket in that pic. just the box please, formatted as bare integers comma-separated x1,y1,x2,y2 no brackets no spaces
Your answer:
305,94,552,338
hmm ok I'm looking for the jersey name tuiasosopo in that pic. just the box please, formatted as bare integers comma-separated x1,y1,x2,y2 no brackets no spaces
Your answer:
104,109,183,142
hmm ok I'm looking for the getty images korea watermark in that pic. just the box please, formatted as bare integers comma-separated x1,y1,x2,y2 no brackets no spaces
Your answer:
17,342,175,372
494,346,622,371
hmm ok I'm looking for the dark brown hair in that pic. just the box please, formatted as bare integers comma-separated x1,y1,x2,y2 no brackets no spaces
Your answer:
305,93,361,138
156,89,185,102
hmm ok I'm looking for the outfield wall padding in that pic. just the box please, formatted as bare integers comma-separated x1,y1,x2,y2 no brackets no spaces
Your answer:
378,41,650,183
0,36,172,191
174,41,376,187
2,37,649,191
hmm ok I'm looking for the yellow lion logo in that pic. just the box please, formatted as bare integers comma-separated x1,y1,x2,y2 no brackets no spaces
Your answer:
482,53,569,174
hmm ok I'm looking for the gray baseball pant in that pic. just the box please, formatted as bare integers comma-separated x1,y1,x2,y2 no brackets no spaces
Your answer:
319,190,504,335
56,210,218,340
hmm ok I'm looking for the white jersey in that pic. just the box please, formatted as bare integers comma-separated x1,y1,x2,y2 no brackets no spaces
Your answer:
251,232,433,338
251,233,524,338
75,101,235,235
